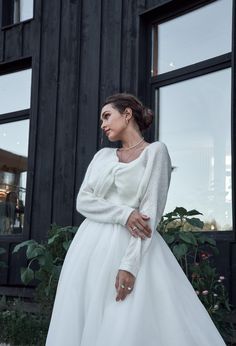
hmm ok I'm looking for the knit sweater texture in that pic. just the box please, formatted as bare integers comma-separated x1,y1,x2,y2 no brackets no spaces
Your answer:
76,141,172,277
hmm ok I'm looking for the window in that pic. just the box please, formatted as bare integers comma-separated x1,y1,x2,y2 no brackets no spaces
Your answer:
150,0,233,231
13,0,34,23
0,120,29,235
0,65,31,236
0,69,32,114
2,0,34,27
152,0,232,75
157,68,231,230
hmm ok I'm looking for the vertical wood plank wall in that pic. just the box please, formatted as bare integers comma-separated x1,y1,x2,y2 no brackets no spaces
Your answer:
0,0,235,305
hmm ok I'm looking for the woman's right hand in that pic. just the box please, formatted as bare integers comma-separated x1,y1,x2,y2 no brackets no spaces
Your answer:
126,210,152,239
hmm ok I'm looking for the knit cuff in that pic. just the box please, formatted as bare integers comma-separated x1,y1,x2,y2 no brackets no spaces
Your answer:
118,262,139,278
117,207,135,227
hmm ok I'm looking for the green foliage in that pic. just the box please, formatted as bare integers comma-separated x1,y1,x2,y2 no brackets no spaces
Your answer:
13,224,77,313
158,207,235,341
0,295,47,346
0,224,78,345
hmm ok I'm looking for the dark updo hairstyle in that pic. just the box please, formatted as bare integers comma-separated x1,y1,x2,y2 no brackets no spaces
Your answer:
102,93,153,131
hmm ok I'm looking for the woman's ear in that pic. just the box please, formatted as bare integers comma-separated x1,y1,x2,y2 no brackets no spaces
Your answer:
124,107,133,121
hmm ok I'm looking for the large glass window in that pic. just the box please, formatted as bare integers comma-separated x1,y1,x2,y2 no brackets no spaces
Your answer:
0,64,31,236
0,120,29,235
158,68,232,230
152,0,232,75
0,69,32,115
150,0,233,231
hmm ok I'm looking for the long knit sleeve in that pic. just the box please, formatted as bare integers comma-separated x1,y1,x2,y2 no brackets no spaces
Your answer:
76,150,135,226
118,143,172,277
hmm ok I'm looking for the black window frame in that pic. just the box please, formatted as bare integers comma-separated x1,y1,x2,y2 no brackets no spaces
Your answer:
0,56,33,243
1,0,35,30
138,0,236,242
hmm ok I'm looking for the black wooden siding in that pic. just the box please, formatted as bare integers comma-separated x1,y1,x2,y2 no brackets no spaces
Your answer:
0,0,235,304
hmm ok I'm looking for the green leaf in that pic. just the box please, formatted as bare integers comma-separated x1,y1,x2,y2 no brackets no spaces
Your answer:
163,211,178,218
186,217,204,229
37,255,46,266
13,240,37,254
35,268,45,281
204,237,216,246
60,226,78,234
63,240,72,251
48,233,60,245
197,234,207,244
186,209,203,216
52,264,62,277
40,253,54,270
26,245,45,259
167,226,182,232
163,233,175,244
21,267,34,285
45,285,50,296
173,243,188,259
179,232,197,245
173,207,188,217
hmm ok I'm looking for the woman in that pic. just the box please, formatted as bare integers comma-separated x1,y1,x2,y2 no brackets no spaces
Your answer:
46,93,226,345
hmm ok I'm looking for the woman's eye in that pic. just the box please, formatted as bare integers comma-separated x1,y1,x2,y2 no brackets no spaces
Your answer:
100,114,110,125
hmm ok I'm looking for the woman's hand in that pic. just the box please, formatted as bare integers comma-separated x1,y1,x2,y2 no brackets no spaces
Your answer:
126,210,152,239
115,270,135,301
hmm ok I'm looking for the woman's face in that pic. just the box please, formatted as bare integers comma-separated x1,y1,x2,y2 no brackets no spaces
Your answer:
100,104,126,141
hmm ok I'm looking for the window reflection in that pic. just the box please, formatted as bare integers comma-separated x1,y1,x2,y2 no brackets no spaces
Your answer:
13,0,34,23
0,69,32,115
152,0,232,75
0,120,29,235
158,68,232,231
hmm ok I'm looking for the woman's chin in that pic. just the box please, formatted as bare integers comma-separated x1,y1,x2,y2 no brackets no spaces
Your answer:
108,137,117,142
107,133,117,142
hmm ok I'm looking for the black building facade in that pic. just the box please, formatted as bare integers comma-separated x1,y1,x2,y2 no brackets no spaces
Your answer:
0,0,235,305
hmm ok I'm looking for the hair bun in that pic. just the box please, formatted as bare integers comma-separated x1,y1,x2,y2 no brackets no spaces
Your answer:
141,107,153,130
102,93,154,132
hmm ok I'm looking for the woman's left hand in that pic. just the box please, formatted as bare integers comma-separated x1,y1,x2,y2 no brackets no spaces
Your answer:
115,270,135,301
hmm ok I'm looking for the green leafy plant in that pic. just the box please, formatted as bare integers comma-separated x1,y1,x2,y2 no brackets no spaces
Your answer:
0,295,47,346
158,207,235,341
0,224,78,345
12,224,78,313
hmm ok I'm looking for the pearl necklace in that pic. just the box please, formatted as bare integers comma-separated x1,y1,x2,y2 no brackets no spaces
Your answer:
118,137,145,151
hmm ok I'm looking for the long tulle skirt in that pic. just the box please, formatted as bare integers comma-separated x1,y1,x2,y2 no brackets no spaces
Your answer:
46,219,226,346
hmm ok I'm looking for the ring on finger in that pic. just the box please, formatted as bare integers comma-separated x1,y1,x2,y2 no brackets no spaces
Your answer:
120,284,125,289
127,286,133,291
131,226,137,231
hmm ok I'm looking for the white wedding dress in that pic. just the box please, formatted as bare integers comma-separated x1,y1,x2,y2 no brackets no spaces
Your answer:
46,142,226,346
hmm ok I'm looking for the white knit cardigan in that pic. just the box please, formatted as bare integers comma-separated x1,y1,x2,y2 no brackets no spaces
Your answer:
76,141,172,277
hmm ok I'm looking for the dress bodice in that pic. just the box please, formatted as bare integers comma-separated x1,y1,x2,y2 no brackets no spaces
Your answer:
87,146,150,209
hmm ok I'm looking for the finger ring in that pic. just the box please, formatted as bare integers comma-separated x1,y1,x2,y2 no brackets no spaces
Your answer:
132,226,137,231
120,284,125,289
127,287,132,291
